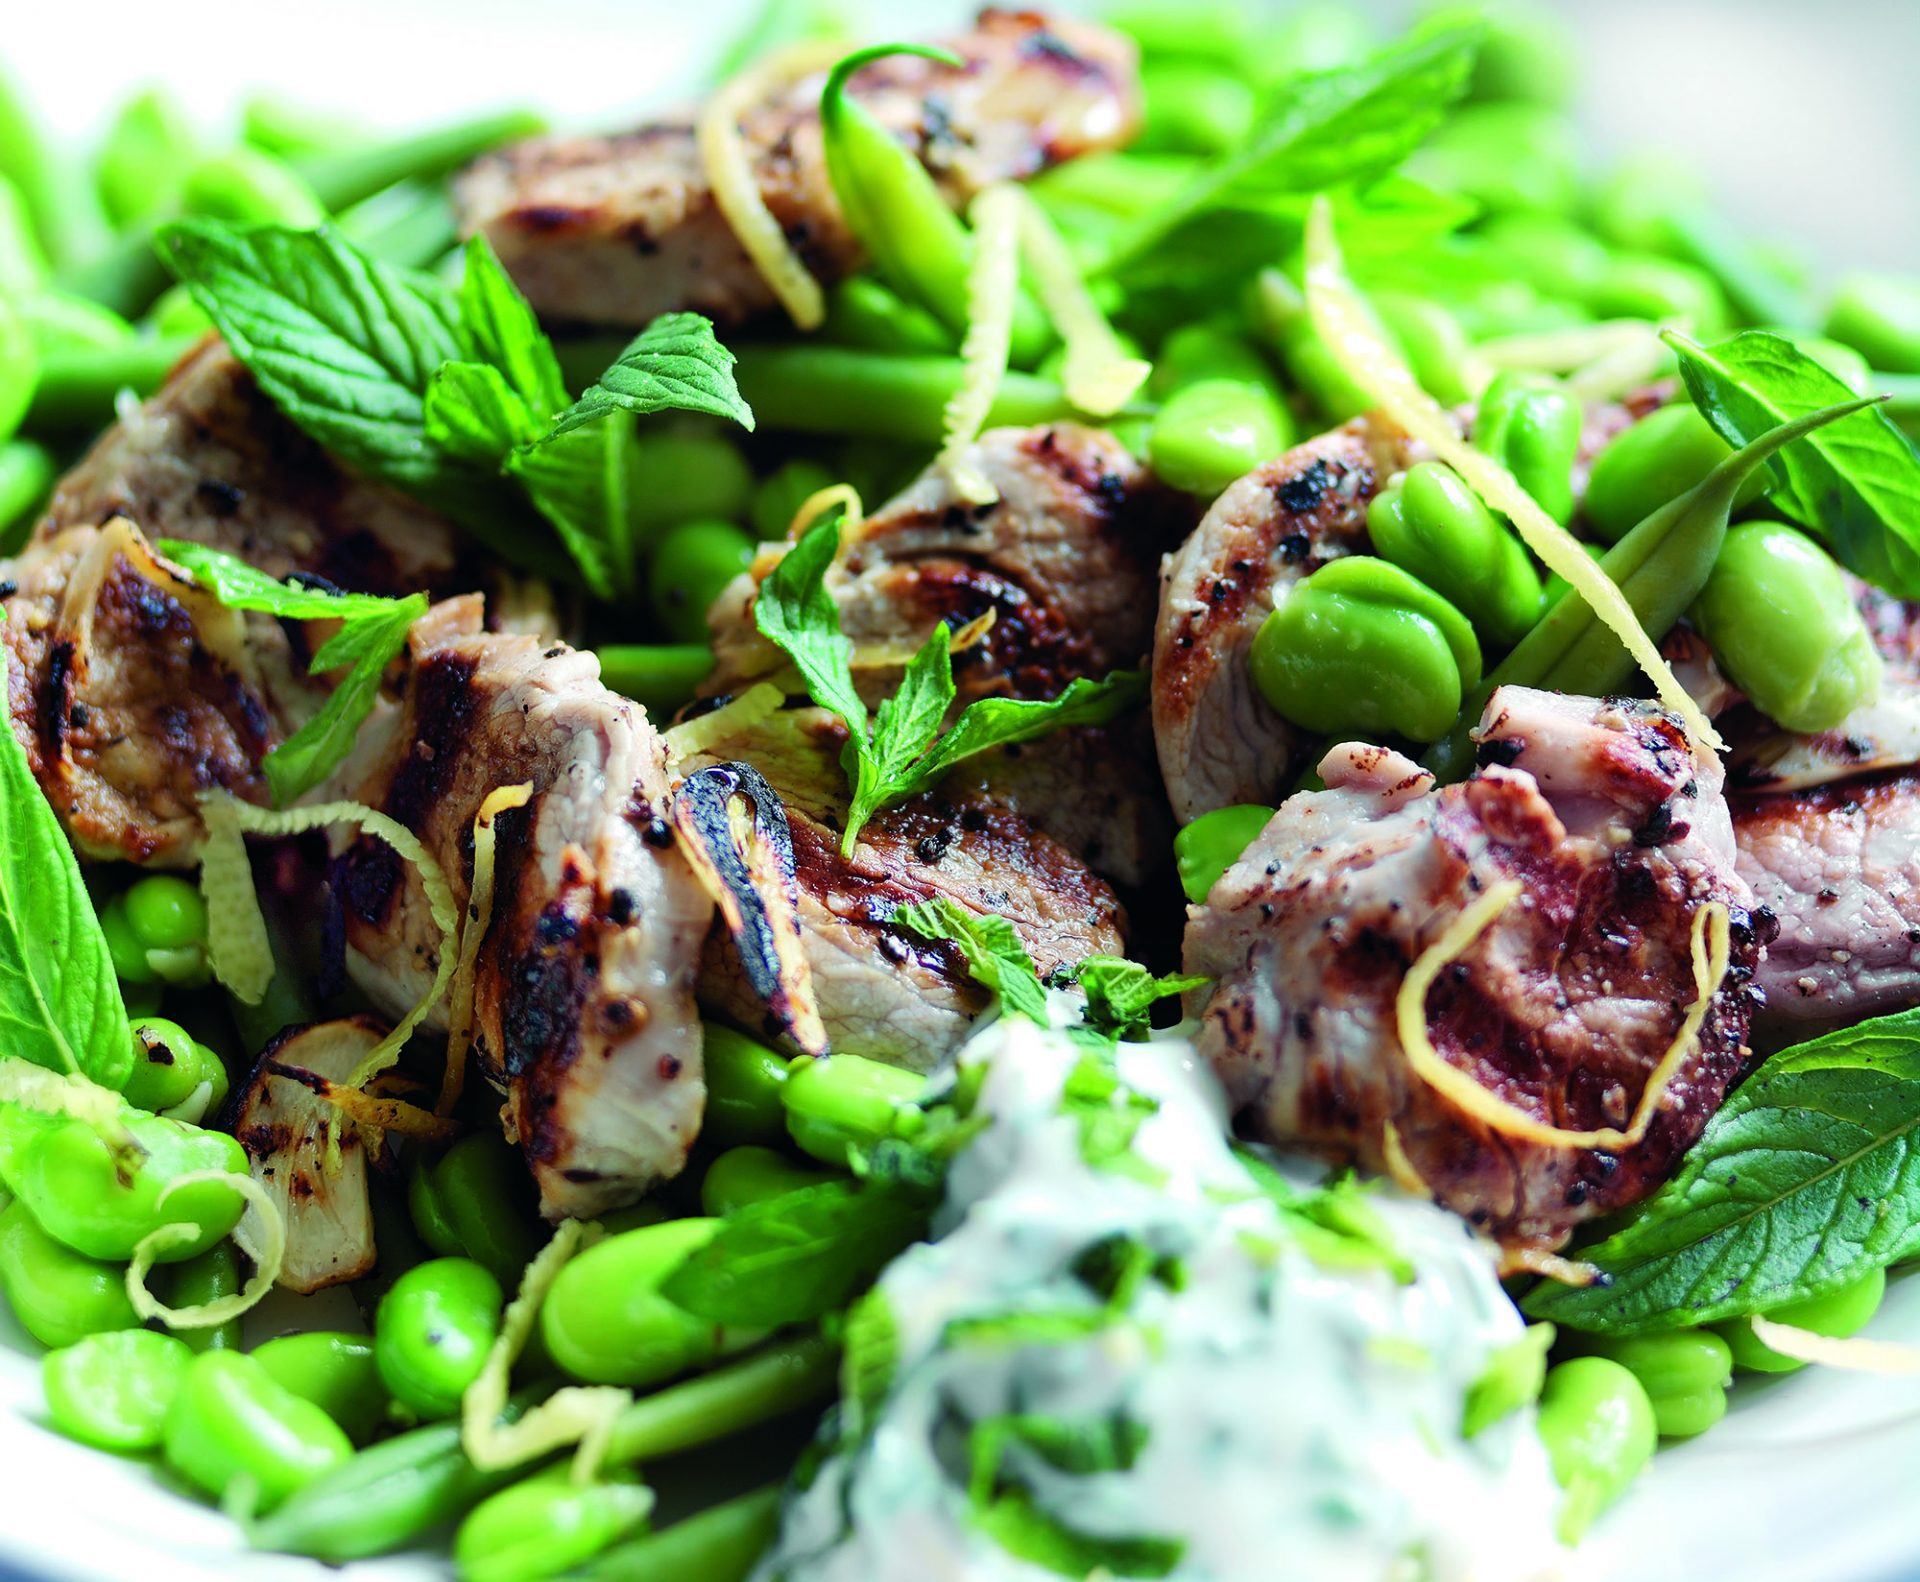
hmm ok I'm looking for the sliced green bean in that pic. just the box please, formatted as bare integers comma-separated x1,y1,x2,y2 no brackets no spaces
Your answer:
595,644,715,717
293,108,545,213
0,438,55,552
600,1333,838,1465
24,333,199,432
566,1484,782,1582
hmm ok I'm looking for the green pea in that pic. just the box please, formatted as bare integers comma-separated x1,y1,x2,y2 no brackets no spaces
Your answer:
1692,520,1883,732
430,1132,542,1288
455,1468,655,1582
1472,371,1581,527
95,87,199,231
628,430,755,534
1542,541,1608,610
1582,403,1764,543
649,519,755,645
701,1146,836,1217
0,293,38,444
1137,62,1256,155
1368,461,1545,648
1173,805,1274,905
124,873,210,951
540,1218,745,1387
1413,104,1580,216
374,1257,503,1419
1591,251,1729,335
1150,322,1279,401
99,892,158,986
124,1016,229,1121
254,1332,389,1445
1580,1329,1732,1440
1250,556,1483,744
1473,215,1613,302
179,147,328,229
0,172,52,292
1534,1356,1657,1545
1460,1323,1554,1439
702,1024,792,1149
160,1241,241,1352
1824,273,1920,374
42,1329,194,1451
0,1199,141,1348
750,458,839,542
782,1054,928,1167
820,274,954,357
1148,377,1293,498
17,290,135,355
1717,1265,1888,1375
1373,292,1478,407
164,1350,354,1511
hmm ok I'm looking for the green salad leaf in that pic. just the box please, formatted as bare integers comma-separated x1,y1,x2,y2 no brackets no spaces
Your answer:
545,310,754,437
754,517,1144,851
893,897,1050,1025
1669,329,1920,598
453,235,568,417
1526,1006,1920,1334
159,540,427,802
0,725,132,1088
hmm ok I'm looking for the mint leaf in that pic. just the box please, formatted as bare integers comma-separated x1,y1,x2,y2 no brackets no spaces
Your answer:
506,416,635,602
547,311,754,438
839,1287,900,1436
1072,957,1209,1042
893,896,1050,1024
1101,24,1481,272
847,624,957,840
1526,1006,1920,1334
0,726,132,1087
157,539,406,622
454,235,567,417
1669,329,1920,598
754,517,870,734
973,1489,1182,1580
422,359,536,466
906,670,1147,788
1060,1046,1162,1182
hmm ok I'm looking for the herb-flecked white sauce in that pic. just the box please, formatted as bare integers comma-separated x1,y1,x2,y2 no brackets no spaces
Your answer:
758,1015,1572,1582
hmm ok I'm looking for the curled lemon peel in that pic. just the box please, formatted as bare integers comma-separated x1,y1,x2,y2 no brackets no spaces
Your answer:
698,41,845,330
440,782,535,1115
1396,883,1731,1152
1302,196,1721,755
938,183,1021,506
127,1170,284,1329
0,1057,128,1134
1009,187,1148,416
462,1219,630,1477
662,681,786,769
790,481,864,542
1747,1318,1920,1375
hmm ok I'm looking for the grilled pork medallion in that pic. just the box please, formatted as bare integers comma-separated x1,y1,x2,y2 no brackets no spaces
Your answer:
1184,686,1768,1254
455,9,1140,328
705,423,1194,884
332,600,714,1220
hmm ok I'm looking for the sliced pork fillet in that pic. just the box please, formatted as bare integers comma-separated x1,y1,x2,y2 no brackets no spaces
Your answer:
1184,686,1767,1254
455,10,1139,329
334,602,714,1219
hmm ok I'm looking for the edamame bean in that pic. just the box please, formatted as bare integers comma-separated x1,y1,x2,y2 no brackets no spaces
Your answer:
649,519,755,645
1717,1265,1888,1375
594,643,714,716
430,1132,542,1288
702,1024,792,1149
1367,461,1545,647
1473,214,1613,302
42,1329,194,1451
1150,322,1278,401
1174,805,1275,904
1582,1329,1733,1439
1253,269,1378,421
254,1332,389,1444
179,147,327,229
0,1199,140,1348
750,458,839,541
454,1468,654,1582
374,1257,503,1419
95,88,198,231
1824,273,1920,373
1591,252,1728,335
161,1241,242,1351
1374,292,1478,406
1692,520,1883,732
541,1219,755,1388
164,1350,354,1510
1472,371,1581,527
0,294,38,444
1582,403,1761,544
628,431,754,532
1148,377,1292,498
1534,1357,1656,1544
124,1016,230,1120
1250,556,1483,744
701,1147,836,1217
781,1054,928,1167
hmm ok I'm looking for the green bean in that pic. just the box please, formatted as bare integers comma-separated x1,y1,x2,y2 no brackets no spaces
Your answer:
455,1468,654,1582
1251,269,1377,422
57,228,175,321
0,1199,139,1348
1173,804,1274,904
1136,63,1256,155
600,1333,837,1465
0,438,55,552
702,1146,837,1217
594,644,715,717
1148,377,1292,497
1534,1357,1656,1545
17,290,135,354
0,293,38,444
159,1242,242,1352
0,67,107,271
0,174,51,292
540,1218,747,1387
1825,273,1920,374
242,96,368,163
25,334,200,432
1582,403,1763,544
702,1024,793,1149
732,345,1083,442
629,429,755,533
95,87,199,231
42,1329,195,1452
1581,1329,1733,1439
164,1350,354,1511
782,1053,928,1167
374,1257,504,1419
565,1484,782,1582
179,147,328,229
821,274,953,355
124,1016,230,1121
292,107,546,213
1591,251,1729,335
337,181,459,270
650,519,755,645
1717,1265,1887,1375
254,1332,389,1445
1367,461,1545,647
431,1132,543,1288
750,457,841,542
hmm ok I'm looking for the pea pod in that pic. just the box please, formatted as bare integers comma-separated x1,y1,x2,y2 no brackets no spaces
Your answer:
1148,377,1293,497
1367,461,1545,648
163,1350,354,1511
1535,1356,1656,1544
1173,804,1274,904
95,87,198,230
702,1146,837,1217
454,1468,654,1582
781,1053,928,1166
1472,372,1581,528
1250,556,1483,745
1717,1265,1887,1376
702,1025,792,1149
1581,1329,1733,1439
374,1257,503,1419
820,275,952,356
0,1200,139,1348
1692,520,1883,732
255,1331,389,1444
43,1329,194,1451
